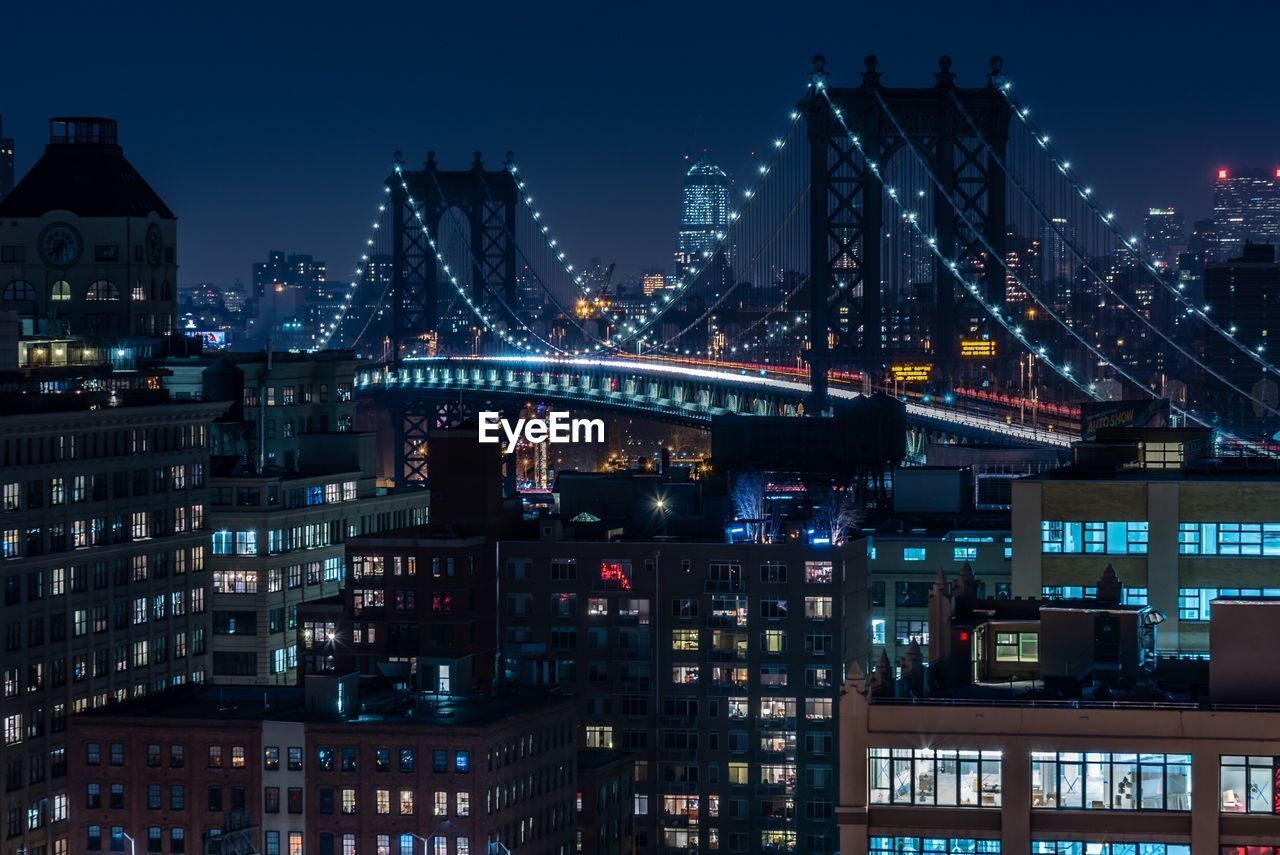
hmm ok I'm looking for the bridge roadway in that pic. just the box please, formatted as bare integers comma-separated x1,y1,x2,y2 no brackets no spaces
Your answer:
355,355,1075,449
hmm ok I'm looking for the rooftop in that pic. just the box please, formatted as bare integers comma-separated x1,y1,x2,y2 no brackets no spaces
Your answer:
0,117,174,218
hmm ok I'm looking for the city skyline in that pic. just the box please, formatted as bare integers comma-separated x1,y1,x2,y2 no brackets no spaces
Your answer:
5,1,1280,287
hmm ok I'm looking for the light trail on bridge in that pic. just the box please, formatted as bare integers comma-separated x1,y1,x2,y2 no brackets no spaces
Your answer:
398,355,1076,448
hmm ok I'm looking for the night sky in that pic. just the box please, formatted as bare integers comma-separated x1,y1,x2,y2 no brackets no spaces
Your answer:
6,1,1278,287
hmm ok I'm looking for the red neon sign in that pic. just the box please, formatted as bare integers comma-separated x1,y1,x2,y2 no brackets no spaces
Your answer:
599,562,632,590
1218,168,1229,180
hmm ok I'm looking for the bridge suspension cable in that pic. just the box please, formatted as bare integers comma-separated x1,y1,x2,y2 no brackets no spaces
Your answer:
816,85,1110,409
315,186,393,350
469,160,615,354
395,164,569,355
506,113,807,350
851,85,1278,438
936,89,1280,420
996,78,1280,376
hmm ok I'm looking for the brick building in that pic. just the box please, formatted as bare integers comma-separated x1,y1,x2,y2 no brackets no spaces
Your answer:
68,683,580,855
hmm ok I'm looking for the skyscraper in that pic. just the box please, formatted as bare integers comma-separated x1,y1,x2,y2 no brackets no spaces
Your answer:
1212,167,1280,260
0,114,13,202
1142,206,1185,270
674,157,730,280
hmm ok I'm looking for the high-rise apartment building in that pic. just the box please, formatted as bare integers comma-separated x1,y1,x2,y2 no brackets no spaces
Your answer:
1201,241,1280,386
0,378,224,854
1212,167,1280,260
0,118,178,346
497,532,868,855
160,350,429,685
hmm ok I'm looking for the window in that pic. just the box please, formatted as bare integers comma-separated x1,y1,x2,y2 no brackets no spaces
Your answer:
1179,521,1280,556
871,839,1001,854
760,562,787,583
805,595,833,620
86,280,120,301
1030,845,1184,855
1221,754,1280,813
994,631,1039,662
1041,521,1149,555
672,629,699,651
895,619,928,645
586,725,614,748
805,560,833,582
869,748,1003,807
399,789,414,815
1030,751,1190,811
1,280,35,301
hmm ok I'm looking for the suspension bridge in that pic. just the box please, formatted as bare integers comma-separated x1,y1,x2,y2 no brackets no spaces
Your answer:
316,55,1280,484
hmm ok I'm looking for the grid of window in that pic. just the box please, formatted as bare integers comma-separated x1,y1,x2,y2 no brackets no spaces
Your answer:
1030,752,1190,811
1178,522,1280,556
1032,846,1188,855
1220,755,1280,813
1041,521,1149,555
870,837,999,853
869,748,1003,807
1178,588,1280,621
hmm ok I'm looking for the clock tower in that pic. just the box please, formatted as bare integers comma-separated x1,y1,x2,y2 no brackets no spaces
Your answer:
0,117,178,350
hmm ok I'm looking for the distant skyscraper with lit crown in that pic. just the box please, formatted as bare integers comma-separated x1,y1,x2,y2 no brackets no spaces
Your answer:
1212,167,1280,261
674,156,730,279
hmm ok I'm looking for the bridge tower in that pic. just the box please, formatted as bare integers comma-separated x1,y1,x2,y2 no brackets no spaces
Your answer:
803,54,1012,411
388,150,519,356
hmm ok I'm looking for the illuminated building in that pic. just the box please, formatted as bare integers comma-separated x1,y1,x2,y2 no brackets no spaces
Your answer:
0,373,224,855
641,269,666,297
0,118,178,346
68,684,584,855
1142,206,1185,270
674,158,730,280
498,533,868,855
837,569,1280,854
159,350,428,685
1212,167,1280,260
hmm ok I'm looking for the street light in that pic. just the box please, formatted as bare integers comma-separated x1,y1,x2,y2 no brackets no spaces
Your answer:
409,820,453,855
112,830,136,855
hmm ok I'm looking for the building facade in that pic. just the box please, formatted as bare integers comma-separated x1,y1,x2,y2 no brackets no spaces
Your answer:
0,117,178,345
162,351,429,685
497,532,868,855
69,686,580,855
1212,167,1280,260
0,393,223,855
1011,439,1280,654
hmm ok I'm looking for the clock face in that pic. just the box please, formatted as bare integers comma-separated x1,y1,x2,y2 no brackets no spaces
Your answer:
39,223,82,268
146,223,163,268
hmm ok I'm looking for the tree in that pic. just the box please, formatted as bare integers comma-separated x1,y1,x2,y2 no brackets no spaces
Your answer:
814,482,864,546
730,471,768,543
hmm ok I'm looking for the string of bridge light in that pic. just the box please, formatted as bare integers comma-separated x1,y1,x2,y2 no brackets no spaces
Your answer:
509,111,806,349
818,84,1122,409
394,163,569,356
314,187,393,350
995,77,1279,375
505,162,631,349
471,160,613,355
850,86,1231,426
940,89,1280,420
